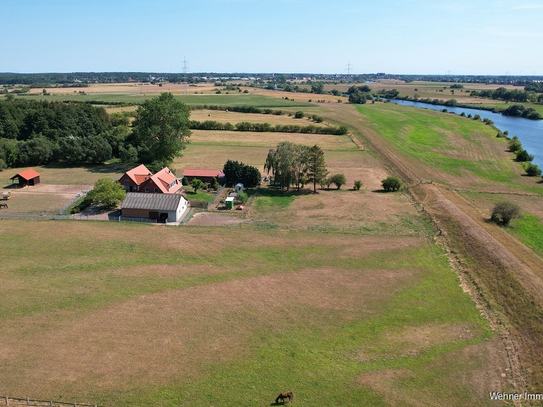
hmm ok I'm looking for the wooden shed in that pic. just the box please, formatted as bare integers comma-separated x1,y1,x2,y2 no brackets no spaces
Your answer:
10,168,41,187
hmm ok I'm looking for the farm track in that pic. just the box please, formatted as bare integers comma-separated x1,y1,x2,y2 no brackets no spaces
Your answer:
325,103,543,397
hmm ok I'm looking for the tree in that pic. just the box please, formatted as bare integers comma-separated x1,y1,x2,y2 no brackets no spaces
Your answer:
354,180,363,190
223,160,261,188
330,173,346,189
87,178,126,210
381,176,402,192
306,144,328,193
491,201,521,226
190,178,205,193
129,92,191,166
294,111,305,119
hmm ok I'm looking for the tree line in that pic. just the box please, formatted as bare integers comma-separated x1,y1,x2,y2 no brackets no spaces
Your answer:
470,87,542,103
0,92,191,171
189,120,348,135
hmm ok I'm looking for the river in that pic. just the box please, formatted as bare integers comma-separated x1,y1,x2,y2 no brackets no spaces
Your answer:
392,99,543,167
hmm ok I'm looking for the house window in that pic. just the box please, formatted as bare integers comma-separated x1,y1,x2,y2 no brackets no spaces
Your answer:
154,188,158,192
145,187,149,192
124,179,129,185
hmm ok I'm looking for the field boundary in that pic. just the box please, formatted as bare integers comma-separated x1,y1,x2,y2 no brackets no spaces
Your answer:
0,395,100,407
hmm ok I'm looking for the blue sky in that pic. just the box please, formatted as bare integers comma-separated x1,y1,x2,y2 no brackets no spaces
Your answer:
2,0,542,75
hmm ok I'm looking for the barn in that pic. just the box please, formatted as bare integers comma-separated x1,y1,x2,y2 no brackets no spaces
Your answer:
120,192,189,224
10,168,41,187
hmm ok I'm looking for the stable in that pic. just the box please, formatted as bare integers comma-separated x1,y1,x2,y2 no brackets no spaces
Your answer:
10,168,41,187
121,192,189,224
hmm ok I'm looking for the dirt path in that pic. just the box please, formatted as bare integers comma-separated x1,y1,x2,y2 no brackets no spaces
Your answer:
324,102,543,397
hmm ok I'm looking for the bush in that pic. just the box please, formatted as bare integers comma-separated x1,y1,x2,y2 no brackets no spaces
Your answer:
329,173,346,189
294,111,304,119
508,137,522,152
381,176,402,192
353,180,362,190
516,149,534,162
524,162,542,177
190,178,205,193
237,190,248,204
491,201,521,226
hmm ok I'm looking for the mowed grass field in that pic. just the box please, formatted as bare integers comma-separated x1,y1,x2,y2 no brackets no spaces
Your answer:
0,220,500,406
0,92,511,406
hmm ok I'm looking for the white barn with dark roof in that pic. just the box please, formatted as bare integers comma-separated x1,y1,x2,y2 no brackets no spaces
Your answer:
121,192,189,224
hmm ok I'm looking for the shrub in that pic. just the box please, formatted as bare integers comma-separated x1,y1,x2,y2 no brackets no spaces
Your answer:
508,137,522,152
190,178,205,193
491,201,521,226
237,190,248,204
353,180,362,190
381,176,402,192
329,173,346,189
524,162,542,177
516,149,534,162
294,111,304,119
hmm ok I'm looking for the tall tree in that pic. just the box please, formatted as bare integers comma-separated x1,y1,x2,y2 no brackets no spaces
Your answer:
306,144,328,193
130,92,191,166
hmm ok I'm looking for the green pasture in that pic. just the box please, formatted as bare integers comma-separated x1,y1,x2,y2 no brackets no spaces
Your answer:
510,212,543,257
356,103,534,188
0,220,493,406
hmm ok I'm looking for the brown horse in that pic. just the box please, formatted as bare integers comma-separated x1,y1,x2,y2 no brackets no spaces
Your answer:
275,392,293,404
0,203,7,209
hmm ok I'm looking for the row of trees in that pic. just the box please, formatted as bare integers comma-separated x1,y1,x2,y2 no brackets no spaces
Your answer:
508,136,542,176
264,142,328,193
189,120,348,135
0,92,191,171
470,87,543,104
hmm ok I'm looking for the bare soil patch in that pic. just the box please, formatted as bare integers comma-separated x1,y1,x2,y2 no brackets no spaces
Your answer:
186,212,246,226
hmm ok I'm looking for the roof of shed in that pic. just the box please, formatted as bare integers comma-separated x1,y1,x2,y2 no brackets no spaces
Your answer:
121,192,186,211
182,169,225,178
10,168,41,180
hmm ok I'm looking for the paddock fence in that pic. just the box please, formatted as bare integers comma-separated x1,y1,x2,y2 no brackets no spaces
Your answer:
0,395,100,407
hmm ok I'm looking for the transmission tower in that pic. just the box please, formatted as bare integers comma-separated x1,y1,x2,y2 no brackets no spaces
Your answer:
345,61,353,75
182,57,189,94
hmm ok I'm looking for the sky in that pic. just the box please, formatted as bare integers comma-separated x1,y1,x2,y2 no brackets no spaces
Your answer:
2,0,542,75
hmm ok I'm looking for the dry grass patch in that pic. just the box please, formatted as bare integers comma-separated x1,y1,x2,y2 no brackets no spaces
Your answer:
0,265,419,398
188,129,356,150
190,109,330,127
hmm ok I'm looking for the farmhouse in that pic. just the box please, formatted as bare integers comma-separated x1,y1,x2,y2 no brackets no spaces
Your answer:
140,167,183,194
121,192,189,223
119,164,152,192
182,169,225,185
119,165,182,194
10,168,41,187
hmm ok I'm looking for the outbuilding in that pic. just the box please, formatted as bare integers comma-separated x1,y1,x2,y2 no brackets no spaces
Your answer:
121,192,189,224
10,168,41,187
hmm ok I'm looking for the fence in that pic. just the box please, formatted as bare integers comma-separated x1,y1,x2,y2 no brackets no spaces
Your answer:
206,185,226,210
58,189,91,215
0,395,100,407
110,216,157,224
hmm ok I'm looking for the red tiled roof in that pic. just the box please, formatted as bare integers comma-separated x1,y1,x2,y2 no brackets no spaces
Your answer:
11,168,40,181
141,167,182,194
183,169,224,178
123,164,151,185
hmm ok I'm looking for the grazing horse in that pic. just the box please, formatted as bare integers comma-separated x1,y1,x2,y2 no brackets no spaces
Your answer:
275,392,293,404
0,203,7,209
